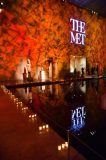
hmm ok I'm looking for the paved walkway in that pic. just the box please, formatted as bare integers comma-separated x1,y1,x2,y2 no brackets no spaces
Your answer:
0,86,86,160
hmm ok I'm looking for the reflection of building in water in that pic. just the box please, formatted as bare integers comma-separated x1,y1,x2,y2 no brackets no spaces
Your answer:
70,106,86,132
24,87,33,104
80,81,86,93
91,79,99,92
37,82,86,101
16,87,32,104
38,84,60,98
28,90,33,104
64,81,85,104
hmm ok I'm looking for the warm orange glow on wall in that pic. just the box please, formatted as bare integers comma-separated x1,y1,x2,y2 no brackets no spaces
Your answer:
0,0,106,80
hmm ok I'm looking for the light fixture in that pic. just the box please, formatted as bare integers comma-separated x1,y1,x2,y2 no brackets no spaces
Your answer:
0,1,4,13
61,0,66,2
91,10,98,16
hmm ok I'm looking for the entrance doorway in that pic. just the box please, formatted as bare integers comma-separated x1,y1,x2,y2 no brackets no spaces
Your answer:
70,55,86,75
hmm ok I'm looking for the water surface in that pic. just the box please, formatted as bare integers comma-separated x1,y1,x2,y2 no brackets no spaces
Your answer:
11,79,106,160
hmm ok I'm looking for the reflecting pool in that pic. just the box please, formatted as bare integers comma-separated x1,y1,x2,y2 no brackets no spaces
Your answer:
10,78,106,160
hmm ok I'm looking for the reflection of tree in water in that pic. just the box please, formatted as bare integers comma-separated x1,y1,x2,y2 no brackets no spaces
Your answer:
32,85,65,110
64,82,85,104
31,85,70,130
91,79,99,92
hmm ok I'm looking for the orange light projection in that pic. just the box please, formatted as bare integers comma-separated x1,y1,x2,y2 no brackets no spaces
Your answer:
0,0,106,80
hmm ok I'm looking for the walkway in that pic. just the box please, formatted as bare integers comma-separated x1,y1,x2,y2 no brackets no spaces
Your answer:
0,86,86,160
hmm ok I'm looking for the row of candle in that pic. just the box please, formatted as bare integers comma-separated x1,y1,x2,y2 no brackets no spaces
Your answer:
0,85,36,120
58,142,68,151
39,124,49,131
1,85,69,153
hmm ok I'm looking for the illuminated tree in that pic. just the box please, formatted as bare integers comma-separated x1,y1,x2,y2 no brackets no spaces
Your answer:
0,0,106,80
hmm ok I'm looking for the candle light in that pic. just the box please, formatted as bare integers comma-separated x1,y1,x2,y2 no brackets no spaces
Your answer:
62,144,65,149
65,142,68,148
46,124,49,128
39,126,42,131
58,145,61,151
43,125,45,129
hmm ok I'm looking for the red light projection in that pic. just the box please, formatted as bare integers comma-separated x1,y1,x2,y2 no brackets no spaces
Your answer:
0,0,106,81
